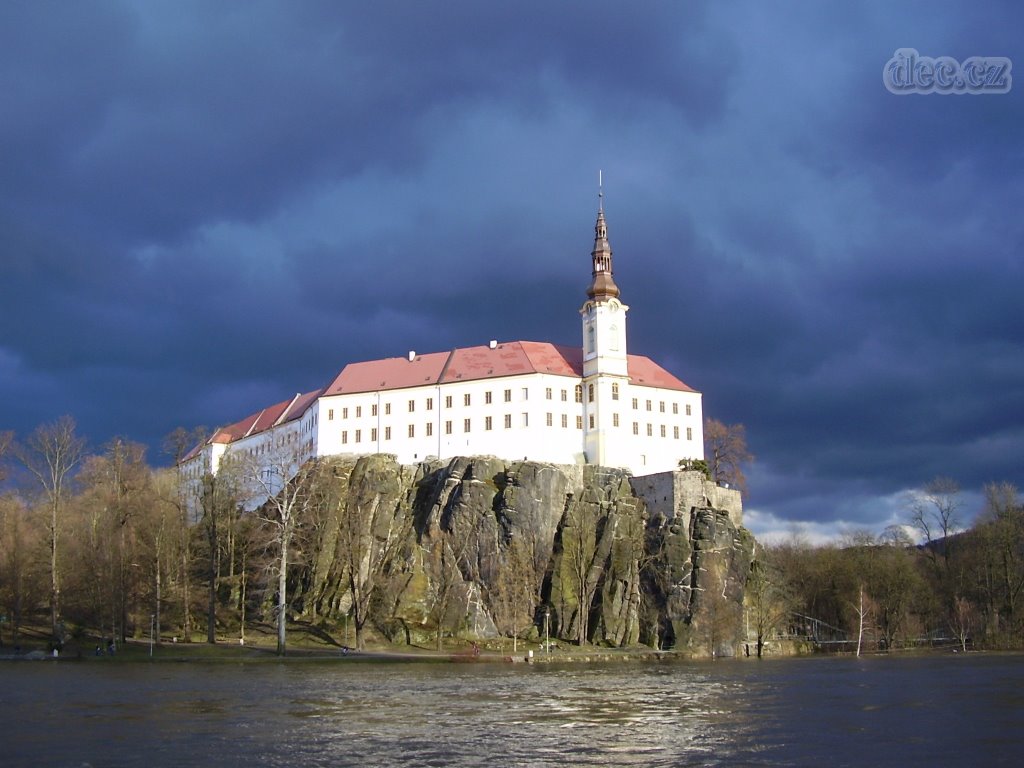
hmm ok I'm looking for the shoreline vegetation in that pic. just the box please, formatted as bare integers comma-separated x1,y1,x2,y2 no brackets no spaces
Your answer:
0,621,979,665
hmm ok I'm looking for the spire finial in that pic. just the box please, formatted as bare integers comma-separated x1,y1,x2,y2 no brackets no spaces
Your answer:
586,176,619,300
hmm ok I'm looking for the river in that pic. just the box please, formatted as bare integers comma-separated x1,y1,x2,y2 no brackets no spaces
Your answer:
2,652,1021,767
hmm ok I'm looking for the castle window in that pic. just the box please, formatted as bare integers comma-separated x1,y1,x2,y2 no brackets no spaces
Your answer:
504,389,512,402
341,431,348,445
408,424,415,438
409,400,415,413
485,391,492,405
522,413,529,427
687,427,693,441
445,395,453,408
561,414,568,428
385,403,392,416
342,407,348,419
521,387,529,400
609,323,619,352
545,387,552,400
612,382,619,400
372,404,378,417
674,426,680,439
356,406,362,418
587,384,594,402
464,418,471,433
561,389,568,402
686,404,692,416
586,323,595,354
355,429,362,442
426,397,433,411
589,414,595,429
485,416,493,430
632,421,639,435
464,393,471,407
646,400,652,412
613,413,619,427
576,416,583,430
445,420,453,435
426,422,433,437
672,403,678,415
328,409,334,421
371,428,377,441
546,412,553,427
646,423,653,436
574,385,583,403
660,425,666,438
632,398,638,410
385,426,391,440
659,401,665,413
504,414,512,428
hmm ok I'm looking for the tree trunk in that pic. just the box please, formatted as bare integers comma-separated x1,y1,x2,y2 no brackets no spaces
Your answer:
276,532,290,656
856,585,865,658
51,500,59,639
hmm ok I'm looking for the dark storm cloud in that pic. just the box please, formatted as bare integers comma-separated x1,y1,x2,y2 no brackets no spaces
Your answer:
1,0,1022,539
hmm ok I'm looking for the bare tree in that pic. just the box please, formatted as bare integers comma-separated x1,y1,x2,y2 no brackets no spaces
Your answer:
244,446,316,656
0,494,37,645
13,416,86,638
492,536,539,652
74,439,153,643
163,426,207,642
909,477,962,549
703,418,754,496
851,583,874,657
560,496,600,646
198,455,245,644
909,476,964,622
949,595,977,652
977,482,1024,637
745,547,792,658
426,534,469,652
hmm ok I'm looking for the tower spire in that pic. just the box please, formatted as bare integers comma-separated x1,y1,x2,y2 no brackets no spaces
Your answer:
587,172,619,300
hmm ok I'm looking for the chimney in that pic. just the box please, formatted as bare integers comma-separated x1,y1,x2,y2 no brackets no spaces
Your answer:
408,350,416,362
488,339,498,349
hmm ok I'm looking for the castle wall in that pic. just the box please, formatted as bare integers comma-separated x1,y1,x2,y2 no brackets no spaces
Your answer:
630,469,743,527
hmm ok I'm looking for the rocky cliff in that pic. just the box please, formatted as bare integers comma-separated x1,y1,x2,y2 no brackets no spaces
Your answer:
285,454,755,656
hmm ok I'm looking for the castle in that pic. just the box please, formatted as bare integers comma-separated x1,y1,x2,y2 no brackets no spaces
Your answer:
181,196,705,487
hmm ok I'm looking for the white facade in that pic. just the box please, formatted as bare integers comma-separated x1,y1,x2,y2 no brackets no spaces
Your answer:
310,364,702,474
181,202,704,488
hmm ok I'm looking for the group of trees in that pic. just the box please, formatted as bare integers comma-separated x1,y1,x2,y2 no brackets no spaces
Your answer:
0,417,545,656
2,415,755,656
0,418,329,655
746,478,1024,655
15,411,1019,658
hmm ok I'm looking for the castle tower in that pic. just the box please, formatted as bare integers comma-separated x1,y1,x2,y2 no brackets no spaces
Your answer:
580,183,630,468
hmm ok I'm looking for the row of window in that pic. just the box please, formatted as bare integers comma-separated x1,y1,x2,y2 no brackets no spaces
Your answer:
326,388,694,420
338,416,694,444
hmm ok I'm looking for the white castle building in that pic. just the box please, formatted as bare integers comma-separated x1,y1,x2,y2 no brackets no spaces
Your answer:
182,199,704,486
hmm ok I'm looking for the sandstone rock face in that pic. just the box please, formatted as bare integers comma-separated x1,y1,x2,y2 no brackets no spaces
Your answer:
286,455,755,655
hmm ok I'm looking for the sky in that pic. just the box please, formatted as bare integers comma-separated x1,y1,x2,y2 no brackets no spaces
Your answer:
1,1,1021,543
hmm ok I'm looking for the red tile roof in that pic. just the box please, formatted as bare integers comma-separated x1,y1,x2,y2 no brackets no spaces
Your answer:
323,341,696,394
186,388,323,459
183,343,696,458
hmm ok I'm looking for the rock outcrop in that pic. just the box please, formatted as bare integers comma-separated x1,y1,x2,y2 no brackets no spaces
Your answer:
282,454,755,655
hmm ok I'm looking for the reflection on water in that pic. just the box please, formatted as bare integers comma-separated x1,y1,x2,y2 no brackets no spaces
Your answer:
2,653,1022,767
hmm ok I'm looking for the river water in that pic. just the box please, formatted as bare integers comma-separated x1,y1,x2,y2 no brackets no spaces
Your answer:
2,652,1021,767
